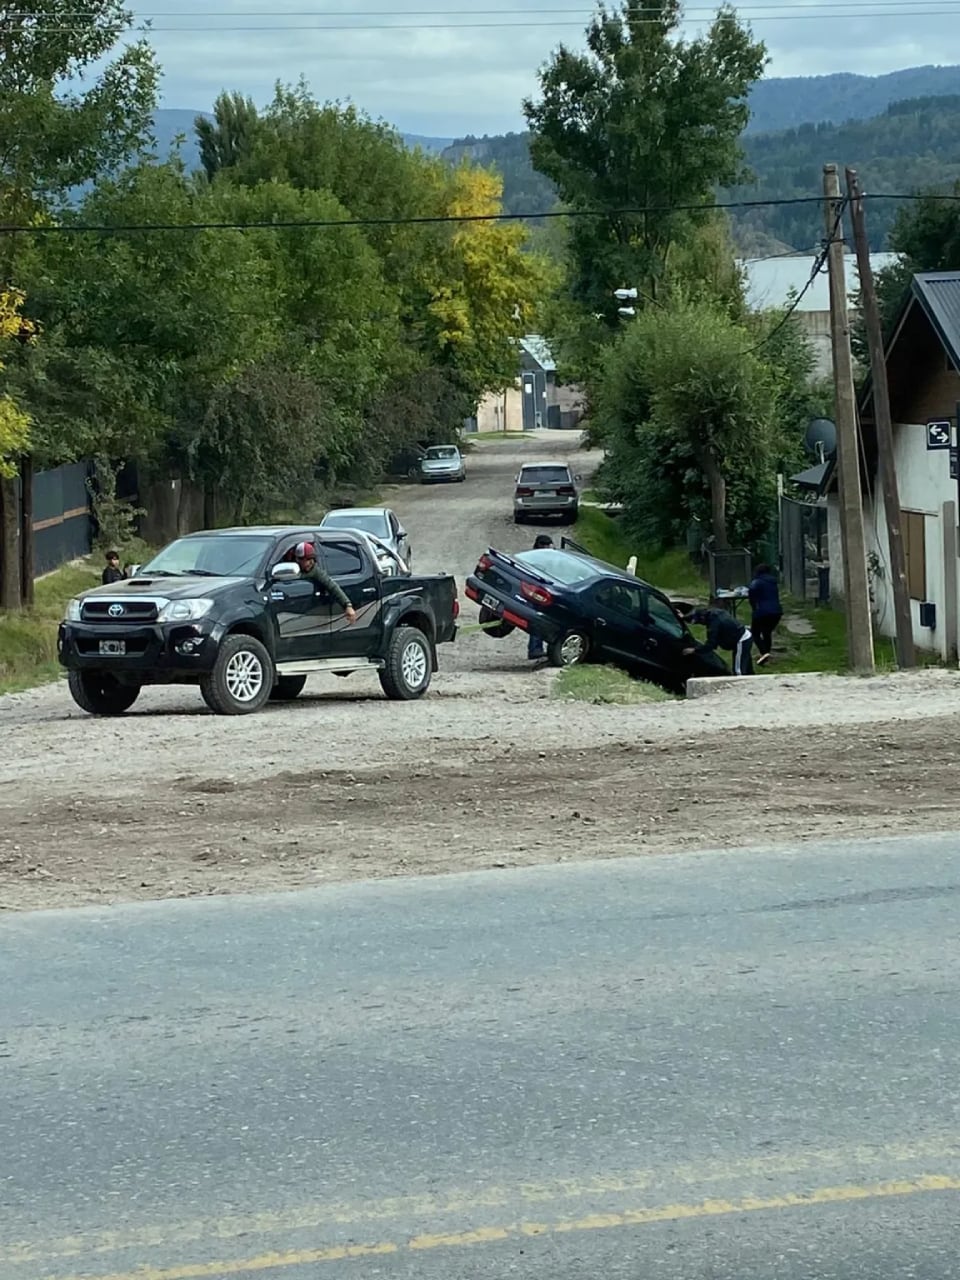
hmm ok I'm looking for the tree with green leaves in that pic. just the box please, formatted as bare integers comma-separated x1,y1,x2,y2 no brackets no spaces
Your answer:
853,180,960,362
0,0,159,605
195,92,261,182
523,0,766,325
593,300,801,549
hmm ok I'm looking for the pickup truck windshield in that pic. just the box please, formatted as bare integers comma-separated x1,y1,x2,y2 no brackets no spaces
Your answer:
140,535,274,578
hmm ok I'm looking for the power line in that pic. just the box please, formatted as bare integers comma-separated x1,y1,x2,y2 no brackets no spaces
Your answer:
12,2,960,10
741,199,848,356
0,191,954,237
9,9,960,29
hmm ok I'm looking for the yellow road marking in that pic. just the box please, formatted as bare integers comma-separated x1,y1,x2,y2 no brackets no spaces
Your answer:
45,1175,960,1280
9,1136,960,1267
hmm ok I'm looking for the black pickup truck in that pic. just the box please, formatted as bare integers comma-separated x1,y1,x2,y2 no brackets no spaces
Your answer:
58,525,459,716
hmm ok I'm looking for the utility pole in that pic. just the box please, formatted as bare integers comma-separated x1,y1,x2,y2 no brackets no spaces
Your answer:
823,163,875,672
845,167,915,668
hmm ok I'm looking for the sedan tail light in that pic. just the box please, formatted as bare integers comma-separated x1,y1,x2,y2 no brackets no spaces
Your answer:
477,554,493,573
521,581,554,607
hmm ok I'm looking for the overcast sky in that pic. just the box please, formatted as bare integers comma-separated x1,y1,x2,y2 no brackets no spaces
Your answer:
137,0,960,137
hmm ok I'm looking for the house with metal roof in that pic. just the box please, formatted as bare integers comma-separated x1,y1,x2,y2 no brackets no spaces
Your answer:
823,271,960,661
469,334,585,433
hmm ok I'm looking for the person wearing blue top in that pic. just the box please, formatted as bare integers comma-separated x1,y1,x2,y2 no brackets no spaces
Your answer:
748,563,782,666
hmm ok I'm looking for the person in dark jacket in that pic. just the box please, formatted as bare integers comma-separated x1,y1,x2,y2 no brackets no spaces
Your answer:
685,606,754,675
101,551,124,585
527,534,554,660
293,541,357,624
748,563,782,665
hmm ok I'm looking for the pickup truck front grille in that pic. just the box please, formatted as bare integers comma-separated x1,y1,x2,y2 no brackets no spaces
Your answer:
81,599,160,624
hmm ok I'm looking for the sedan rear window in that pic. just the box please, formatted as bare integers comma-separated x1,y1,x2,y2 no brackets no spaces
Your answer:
518,466,572,485
515,549,595,584
426,447,459,459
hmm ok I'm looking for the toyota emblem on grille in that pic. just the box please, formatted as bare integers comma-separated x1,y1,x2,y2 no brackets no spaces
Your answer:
108,603,124,617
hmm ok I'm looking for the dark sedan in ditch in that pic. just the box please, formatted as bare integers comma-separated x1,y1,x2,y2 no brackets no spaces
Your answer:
465,539,727,690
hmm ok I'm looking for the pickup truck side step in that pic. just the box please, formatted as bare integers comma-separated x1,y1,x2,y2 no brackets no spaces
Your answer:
275,657,385,676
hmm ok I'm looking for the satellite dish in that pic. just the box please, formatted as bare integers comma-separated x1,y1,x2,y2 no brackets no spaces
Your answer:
805,417,837,461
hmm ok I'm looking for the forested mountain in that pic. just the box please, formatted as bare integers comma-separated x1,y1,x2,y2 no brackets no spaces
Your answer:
747,64,960,132
442,95,960,252
730,95,960,252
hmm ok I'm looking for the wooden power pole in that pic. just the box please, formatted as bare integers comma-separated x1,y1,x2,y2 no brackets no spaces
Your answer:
823,164,875,672
845,168,915,668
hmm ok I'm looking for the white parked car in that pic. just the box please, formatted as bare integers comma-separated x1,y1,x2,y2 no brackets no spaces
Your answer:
319,507,412,572
420,445,466,484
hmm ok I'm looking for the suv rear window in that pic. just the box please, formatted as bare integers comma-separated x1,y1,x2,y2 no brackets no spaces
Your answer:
518,466,572,486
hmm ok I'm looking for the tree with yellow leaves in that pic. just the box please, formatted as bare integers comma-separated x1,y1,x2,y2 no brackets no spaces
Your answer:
0,289,31,477
426,164,553,396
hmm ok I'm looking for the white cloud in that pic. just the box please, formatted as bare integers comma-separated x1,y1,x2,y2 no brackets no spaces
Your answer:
136,0,960,137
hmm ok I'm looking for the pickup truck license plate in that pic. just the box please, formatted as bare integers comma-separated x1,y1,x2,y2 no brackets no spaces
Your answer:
481,594,500,612
99,640,126,656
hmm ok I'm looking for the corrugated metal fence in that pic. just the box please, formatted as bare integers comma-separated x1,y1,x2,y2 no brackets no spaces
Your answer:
0,462,93,598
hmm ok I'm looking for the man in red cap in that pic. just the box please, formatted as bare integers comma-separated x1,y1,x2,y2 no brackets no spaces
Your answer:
294,541,357,624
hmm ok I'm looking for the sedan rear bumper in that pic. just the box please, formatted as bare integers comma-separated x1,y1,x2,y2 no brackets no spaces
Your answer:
464,577,560,640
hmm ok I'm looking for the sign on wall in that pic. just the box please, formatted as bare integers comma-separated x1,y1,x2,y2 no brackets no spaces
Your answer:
927,419,953,450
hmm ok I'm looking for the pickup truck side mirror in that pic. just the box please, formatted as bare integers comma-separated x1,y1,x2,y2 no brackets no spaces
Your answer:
575,474,583,482
396,528,407,540
271,562,301,581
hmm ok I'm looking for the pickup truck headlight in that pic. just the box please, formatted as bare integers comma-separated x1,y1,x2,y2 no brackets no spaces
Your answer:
64,598,82,622
158,598,214,622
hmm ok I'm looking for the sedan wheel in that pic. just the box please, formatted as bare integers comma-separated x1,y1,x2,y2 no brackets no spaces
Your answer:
547,630,589,668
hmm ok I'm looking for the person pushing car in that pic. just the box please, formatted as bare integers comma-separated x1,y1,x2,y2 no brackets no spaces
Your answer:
293,541,357,624
684,606,753,675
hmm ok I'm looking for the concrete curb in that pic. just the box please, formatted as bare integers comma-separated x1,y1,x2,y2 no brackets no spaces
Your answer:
686,673,834,699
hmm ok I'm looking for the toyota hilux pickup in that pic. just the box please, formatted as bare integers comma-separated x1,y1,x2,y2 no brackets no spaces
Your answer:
58,525,458,716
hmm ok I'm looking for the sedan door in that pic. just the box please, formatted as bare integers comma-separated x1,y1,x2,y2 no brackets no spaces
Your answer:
586,581,655,669
636,591,697,682
388,510,410,564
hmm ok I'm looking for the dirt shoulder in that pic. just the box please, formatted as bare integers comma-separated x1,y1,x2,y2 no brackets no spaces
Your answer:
4,434,960,914
4,671,960,912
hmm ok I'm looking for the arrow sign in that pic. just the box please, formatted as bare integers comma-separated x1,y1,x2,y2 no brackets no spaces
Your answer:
927,419,952,449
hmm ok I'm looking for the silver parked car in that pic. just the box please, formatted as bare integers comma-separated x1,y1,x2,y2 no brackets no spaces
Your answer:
319,507,412,571
513,462,581,524
420,444,466,484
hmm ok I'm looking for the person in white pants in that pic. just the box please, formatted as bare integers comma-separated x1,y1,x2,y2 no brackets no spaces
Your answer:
685,606,754,675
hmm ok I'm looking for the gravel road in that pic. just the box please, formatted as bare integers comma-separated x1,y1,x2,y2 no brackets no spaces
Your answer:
3,431,960,912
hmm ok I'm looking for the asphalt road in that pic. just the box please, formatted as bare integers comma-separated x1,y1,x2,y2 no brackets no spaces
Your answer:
3,833,960,1280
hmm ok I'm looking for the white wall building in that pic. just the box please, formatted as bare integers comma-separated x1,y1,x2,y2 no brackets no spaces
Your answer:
825,271,960,662
740,253,900,378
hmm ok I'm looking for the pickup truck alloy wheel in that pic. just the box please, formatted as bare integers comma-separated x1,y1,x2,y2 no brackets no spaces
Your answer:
68,669,141,716
379,625,432,700
548,629,589,667
200,634,274,715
